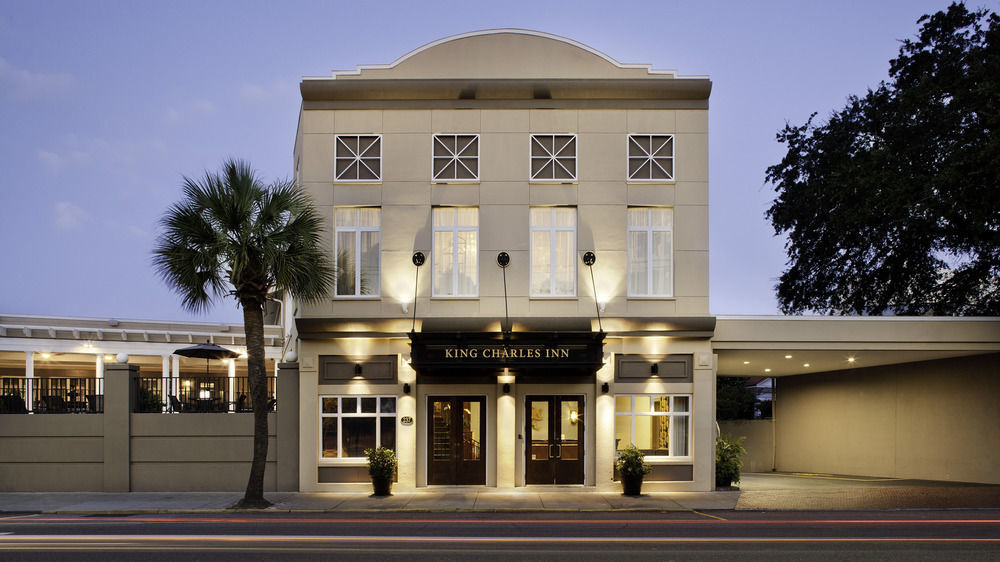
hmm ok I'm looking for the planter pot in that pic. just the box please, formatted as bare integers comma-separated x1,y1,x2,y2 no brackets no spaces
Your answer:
622,473,644,496
372,476,393,496
716,475,733,488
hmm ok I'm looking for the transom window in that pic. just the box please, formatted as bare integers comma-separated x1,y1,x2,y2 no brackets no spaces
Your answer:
614,395,690,457
628,134,674,181
530,134,576,181
433,135,479,181
433,207,479,297
334,207,380,297
335,135,381,182
320,395,396,459
627,207,673,297
530,207,576,297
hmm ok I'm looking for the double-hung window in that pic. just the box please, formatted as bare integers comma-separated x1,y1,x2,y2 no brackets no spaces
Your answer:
320,396,396,459
628,134,673,181
614,395,690,457
627,207,673,297
334,207,380,297
335,135,381,182
432,134,479,182
433,207,478,297
530,207,576,297
530,134,576,182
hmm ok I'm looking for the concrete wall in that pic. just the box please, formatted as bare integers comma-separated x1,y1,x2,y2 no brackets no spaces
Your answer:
775,353,1000,484
0,362,300,492
718,419,774,474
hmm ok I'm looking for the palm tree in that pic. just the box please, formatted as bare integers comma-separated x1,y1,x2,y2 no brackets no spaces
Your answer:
153,158,332,508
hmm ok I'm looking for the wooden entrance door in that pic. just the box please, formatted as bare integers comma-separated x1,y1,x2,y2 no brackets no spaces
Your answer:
525,395,584,484
428,396,486,485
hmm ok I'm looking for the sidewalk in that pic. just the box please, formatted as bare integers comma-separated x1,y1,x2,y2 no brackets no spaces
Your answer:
0,489,738,514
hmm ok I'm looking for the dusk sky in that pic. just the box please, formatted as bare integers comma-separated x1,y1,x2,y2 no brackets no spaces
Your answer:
2,0,992,324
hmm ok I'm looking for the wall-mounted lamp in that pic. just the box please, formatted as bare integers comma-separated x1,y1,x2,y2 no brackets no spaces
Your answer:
403,383,411,394
502,383,511,394
354,363,363,375
598,301,606,313
601,382,610,393
650,363,659,375
401,301,409,314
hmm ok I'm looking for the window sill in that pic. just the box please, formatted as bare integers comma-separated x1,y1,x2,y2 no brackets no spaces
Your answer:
627,180,676,185
431,180,479,185
529,180,578,185
333,181,382,185
318,459,367,466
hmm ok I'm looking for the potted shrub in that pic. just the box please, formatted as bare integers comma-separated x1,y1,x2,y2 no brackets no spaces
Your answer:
365,446,397,496
715,434,746,488
615,444,652,496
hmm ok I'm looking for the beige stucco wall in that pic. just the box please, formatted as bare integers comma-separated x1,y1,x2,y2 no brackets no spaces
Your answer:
0,415,105,491
718,419,774,474
130,413,277,492
296,107,709,319
775,353,1000,484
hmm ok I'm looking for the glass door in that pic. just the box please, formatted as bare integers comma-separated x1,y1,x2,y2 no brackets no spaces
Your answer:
525,395,584,484
428,396,486,485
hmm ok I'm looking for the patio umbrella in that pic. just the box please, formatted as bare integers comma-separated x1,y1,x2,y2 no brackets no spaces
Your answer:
173,342,240,376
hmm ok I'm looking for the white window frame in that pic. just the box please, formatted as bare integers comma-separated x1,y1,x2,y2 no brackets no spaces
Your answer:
432,134,479,183
529,206,577,297
614,394,691,460
627,134,674,182
627,207,674,298
530,134,577,182
432,207,479,297
335,134,381,182
319,395,397,462
333,207,381,298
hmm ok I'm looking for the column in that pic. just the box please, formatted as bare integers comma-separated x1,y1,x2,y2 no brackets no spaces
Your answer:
103,362,138,491
25,351,34,413
275,362,300,491
496,371,516,488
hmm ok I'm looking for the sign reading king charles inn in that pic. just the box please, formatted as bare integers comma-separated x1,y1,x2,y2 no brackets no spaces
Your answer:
408,332,605,373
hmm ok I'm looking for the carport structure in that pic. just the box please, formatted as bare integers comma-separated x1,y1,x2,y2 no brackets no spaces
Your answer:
713,316,1000,485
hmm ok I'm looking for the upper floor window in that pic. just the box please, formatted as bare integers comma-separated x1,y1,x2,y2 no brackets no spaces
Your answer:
627,207,673,297
433,207,479,297
335,135,381,182
334,207,380,297
433,134,479,182
628,134,673,181
530,207,576,297
530,134,576,182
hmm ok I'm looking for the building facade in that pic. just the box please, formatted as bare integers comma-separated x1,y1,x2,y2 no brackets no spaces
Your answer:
290,30,716,491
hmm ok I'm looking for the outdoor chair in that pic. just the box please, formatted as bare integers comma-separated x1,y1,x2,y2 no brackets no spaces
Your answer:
0,394,27,414
266,398,277,412
85,394,103,413
234,393,250,412
41,395,68,413
168,394,185,413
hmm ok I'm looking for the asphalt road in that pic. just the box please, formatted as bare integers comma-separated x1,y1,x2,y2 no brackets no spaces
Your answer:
1,510,998,560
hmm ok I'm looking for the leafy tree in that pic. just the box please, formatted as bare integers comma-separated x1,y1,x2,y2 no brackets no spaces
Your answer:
153,159,333,508
766,3,1000,315
716,376,757,420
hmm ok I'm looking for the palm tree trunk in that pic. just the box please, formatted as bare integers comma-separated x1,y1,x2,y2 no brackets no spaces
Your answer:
239,301,271,508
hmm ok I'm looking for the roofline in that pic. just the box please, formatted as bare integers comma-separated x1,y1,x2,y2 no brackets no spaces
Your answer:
304,29,707,81
716,315,1000,322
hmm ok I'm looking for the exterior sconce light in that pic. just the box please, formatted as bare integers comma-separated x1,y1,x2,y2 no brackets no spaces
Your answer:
650,363,658,375
601,382,610,393
412,252,426,267
401,301,409,314
403,383,411,394
502,383,511,394
354,363,363,375
497,252,510,268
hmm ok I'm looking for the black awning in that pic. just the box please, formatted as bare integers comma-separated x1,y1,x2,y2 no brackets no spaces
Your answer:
409,330,605,376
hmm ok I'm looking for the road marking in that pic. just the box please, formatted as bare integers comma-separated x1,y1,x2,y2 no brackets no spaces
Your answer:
4,516,999,525
0,534,998,544
691,510,727,521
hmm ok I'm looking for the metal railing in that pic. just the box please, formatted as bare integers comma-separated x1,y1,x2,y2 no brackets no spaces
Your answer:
134,376,276,413
0,377,104,413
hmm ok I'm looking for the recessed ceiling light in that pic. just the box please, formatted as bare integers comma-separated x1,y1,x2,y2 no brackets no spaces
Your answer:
40,352,51,359
764,368,771,373
847,357,856,363
784,355,793,359
803,363,810,368
743,361,750,365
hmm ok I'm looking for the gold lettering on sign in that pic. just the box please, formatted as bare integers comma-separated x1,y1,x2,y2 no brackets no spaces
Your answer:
442,346,571,361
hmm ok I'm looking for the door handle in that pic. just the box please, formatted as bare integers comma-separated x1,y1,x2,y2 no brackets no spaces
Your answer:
554,443,561,458
548,444,556,459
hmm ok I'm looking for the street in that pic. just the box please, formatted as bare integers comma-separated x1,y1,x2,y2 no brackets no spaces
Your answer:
0,510,998,560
